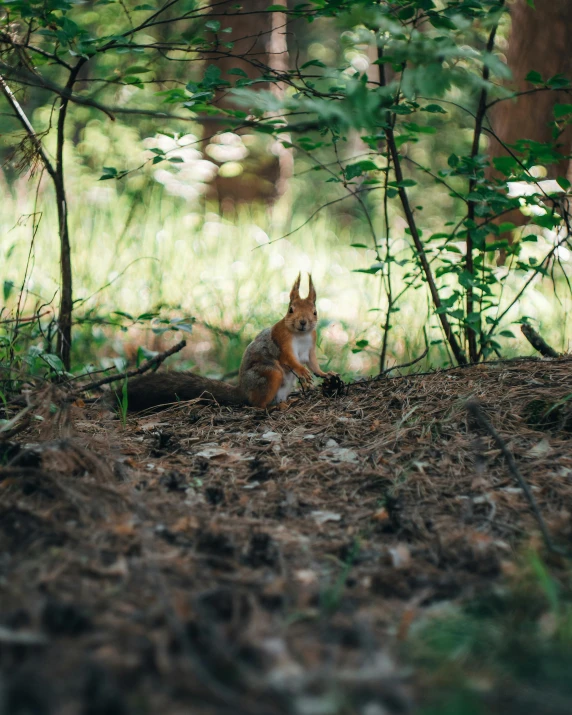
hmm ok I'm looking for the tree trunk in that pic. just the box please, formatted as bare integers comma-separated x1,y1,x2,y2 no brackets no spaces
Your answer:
55,178,72,370
207,0,290,204
54,62,85,370
487,0,572,256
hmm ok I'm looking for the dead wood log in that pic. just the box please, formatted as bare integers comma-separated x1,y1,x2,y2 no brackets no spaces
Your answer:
520,324,560,358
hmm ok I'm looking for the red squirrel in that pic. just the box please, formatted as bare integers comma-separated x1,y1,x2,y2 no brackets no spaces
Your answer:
123,273,336,410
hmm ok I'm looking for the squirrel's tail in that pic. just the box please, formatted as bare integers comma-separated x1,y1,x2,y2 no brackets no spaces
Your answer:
116,372,247,411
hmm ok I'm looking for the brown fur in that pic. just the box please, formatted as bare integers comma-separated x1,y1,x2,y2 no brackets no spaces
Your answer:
121,274,334,411
245,366,285,409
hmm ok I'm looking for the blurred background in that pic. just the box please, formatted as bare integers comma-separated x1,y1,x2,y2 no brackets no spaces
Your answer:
2,0,571,381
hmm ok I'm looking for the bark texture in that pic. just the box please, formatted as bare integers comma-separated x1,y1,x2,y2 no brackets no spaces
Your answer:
208,0,290,204
488,1,572,243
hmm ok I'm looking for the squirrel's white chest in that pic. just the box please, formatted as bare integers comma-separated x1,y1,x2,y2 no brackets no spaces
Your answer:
291,333,313,363
273,333,313,404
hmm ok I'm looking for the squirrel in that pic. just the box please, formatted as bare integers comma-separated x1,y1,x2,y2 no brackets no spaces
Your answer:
121,273,336,411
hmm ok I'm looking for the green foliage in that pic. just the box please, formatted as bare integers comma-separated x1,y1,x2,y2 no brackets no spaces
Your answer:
116,377,129,428
320,540,360,615
409,553,572,714
1,0,571,376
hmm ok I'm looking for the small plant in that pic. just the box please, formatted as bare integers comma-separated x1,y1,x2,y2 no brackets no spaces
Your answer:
0,389,7,421
320,539,360,615
408,550,572,713
116,378,129,429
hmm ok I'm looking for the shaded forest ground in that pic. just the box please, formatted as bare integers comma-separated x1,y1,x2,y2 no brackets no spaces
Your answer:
2,358,572,714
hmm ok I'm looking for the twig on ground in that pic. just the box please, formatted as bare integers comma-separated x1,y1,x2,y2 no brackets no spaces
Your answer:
356,346,430,390
0,404,32,438
466,398,568,557
521,324,560,358
78,340,186,392
66,366,117,382
381,346,429,377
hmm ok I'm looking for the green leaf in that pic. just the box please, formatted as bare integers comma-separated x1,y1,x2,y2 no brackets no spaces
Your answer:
124,65,151,74
300,59,326,69
173,322,193,334
353,262,383,275
525,70,543,84
497,222,516,234
201,64,223,89
428,14,456,30
136,346,159,366
345,160,378,179
397,5,415,20
42,353,65,373
554,103,572,119
547,74,570,89
533,214,560,230
403,122,436,135
493,156,517,175
228,68,248,77
421,103,447,114
557,176,571,191
3,280,15,301
99,166,118,181
499,330,515,338
205,20,221,32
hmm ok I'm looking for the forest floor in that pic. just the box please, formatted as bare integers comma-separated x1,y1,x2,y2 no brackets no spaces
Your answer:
2,357,572,715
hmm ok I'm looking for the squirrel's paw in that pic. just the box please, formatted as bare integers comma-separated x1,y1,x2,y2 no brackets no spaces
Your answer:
297,367,313,389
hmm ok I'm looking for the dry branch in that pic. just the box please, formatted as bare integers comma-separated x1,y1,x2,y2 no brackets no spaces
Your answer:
466,398,566,556
380,346,429,377
78,340,186,392
0,73,56,180
0,405,32,439
520,324,560,358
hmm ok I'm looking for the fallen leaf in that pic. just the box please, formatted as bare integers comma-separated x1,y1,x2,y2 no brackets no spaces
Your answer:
372,507,390,523
260,431,281,443
311,510,342,525
388,544,411,568
319,446,358,463
527,438,552,458
294,569,318,585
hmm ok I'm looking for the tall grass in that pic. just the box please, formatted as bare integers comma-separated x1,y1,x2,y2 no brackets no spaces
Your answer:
2,169,572,379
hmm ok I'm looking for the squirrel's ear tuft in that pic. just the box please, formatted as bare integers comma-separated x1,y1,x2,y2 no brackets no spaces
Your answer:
290,272,301,301
308,273,317,303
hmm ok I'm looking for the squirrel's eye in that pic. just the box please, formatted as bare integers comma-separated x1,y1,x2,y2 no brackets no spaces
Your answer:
313,311,317,316
289,307,294,314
